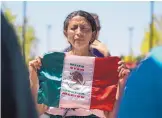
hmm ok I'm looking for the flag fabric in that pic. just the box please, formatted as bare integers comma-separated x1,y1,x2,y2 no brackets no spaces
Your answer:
37,52,120,111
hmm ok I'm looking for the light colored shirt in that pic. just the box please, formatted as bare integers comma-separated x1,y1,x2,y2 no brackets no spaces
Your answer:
46,107,106,117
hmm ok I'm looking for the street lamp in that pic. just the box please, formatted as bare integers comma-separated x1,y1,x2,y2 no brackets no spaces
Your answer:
22,1,27,62
128,27,134,62
149,1,154,51
47,25,52,52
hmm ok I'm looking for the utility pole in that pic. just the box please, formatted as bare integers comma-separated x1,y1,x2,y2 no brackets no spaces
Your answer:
1,1,6,11
149,1,154,51
47,25,52,52
22,1,27,62
128,27,134,62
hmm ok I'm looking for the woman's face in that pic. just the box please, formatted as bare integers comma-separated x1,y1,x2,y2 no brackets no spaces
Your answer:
65,16,95,50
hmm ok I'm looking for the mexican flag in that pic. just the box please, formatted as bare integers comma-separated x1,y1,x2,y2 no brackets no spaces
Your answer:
37,52,120,111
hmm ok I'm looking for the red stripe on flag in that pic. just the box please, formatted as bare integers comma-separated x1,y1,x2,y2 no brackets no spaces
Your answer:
90,57,120,111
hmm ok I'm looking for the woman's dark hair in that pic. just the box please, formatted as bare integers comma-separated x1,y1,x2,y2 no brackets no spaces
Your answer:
90,13,101,31
64,10,97,33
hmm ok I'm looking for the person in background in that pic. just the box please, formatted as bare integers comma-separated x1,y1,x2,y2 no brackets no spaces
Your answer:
1,12,38,118
118,46,162,118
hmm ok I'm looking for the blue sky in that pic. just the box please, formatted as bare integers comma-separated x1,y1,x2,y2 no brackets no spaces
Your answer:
2,1,162,56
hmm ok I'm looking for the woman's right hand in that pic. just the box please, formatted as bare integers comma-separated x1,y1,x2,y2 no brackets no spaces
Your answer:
29,56,42,71
29,57,42,87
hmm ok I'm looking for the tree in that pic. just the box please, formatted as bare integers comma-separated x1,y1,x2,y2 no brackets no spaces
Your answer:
135,55,145,63
123,55,137,63
17,25,36,62
155,15,162,44
3,8,37,63
141,15,162,55
3,8,16,25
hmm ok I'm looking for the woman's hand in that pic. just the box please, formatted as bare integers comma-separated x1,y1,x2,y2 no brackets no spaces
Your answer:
118,60,130,79
90,40,110,57
29,57,42,87
28,56,42,98
29,56,42,71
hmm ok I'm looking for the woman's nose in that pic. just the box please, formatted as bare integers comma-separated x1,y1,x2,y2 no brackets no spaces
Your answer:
75,27,82,34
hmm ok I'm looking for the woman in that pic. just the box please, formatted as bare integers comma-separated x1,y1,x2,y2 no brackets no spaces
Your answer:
64,12,110,57
29,10,129,118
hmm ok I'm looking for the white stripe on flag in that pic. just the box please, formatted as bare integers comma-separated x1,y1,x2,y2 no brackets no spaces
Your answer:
59,55,95,109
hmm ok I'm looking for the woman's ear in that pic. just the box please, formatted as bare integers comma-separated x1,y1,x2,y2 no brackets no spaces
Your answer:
90,31,97,44
64,30,67,37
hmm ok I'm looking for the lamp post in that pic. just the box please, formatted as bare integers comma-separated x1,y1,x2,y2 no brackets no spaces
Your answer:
22,1,27,61
149,1,154,51
47,25,52,52
128,27,134,62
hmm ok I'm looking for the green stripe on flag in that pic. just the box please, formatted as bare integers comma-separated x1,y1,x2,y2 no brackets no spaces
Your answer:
37,52,65,107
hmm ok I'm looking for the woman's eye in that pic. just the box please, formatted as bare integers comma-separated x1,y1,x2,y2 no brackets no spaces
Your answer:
82,27,90,31
71,27,76,30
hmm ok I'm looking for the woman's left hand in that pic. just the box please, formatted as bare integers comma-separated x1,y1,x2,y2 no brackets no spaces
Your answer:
107,61,130,118
118,60,130,79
